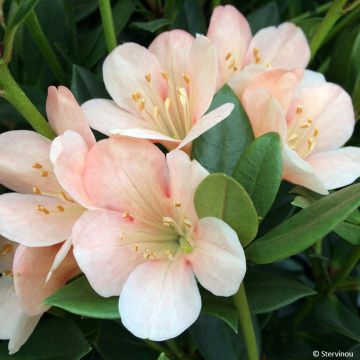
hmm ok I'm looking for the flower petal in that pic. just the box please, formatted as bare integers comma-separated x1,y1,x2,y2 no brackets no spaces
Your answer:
50,131,95,209
13,244,80,316
72,210,149,297
103,43,167,115
119,258,201,341
46,237,72,282
307,147,360,190
245,23,310,69
207,5,252,86
186,217,246,296
282,145,328,194
83,138,169,220
0,130,61,194
46,86,96,147
179,103,234,149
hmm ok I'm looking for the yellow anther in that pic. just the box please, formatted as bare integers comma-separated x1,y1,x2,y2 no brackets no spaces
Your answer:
32,186,41,195
296,105,303,114
307,117,312,124
182,73,190,84
60,191,75,203
253,48,261,64
300,123,310,129
32,162,42,169
314,128,319,137
225,52,232,61
183,217,192,228
162,216,173,226
41,171,49,177
307,138,315,151
228,59,236,70
145,73,151,83
265,63,272,68
120,233,126,241
171,202,182,208
133,243,139,252
56,203,64,212
177,88,187,105
138,99,145,111
132,91,141,101
288,134,299,143
36,204,50,215
233,65,238,71
0,244,13,256
2,270,13,277
121,212,130,219
165,249,174,260
143,249,157,260
161,71,168,80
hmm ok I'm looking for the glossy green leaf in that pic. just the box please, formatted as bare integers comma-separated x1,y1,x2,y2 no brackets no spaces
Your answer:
195,174,259,246
192,85,254,175
232,133,282,219
297,18,322,41
245,268,316,314
247,1,279,33
316,295,360,342
246,184,360,264
71,65,108,104
132,18,172,33
334,222,360,245
44,276,119,319
0,318,91,359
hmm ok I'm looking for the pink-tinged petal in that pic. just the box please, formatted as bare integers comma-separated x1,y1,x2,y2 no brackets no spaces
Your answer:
46,86,96,147
283,145,328,194
103,43,167,115
0,131,61,194
83,138,169,220
166,150,208,222
46,237,72,282
288,83,355,154
119,258,201,341
179,103,234,149
13,244,80,316
246,23,310,69
72,210,149,297
0,193,83,246
149,30,194,85
207,5,252,86
0,277,41,354
82,99,147,136
50,131,95,209
307,147,360,190
296,70,325,92
188,35,218,120
242,88,287,141
187,217,246,296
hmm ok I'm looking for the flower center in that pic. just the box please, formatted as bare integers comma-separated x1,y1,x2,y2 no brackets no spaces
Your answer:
129,71,192,140
286,105,319,158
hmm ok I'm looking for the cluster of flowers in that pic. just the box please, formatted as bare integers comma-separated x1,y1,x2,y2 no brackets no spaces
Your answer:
0,5,358,353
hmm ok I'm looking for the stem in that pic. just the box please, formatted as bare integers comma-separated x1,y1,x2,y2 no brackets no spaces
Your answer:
0,61,55,139
310,0,348,60
98,0,117,52
165,339,186,359
233,284,259,360
143,340,171,356
328,244,360,293
25,11,68,84
314,239,322,255
291,2,332,23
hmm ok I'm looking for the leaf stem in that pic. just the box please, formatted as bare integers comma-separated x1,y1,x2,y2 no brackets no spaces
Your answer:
165,339,188,359
0,61,55,139
309,0,348,60
143,340,171,357
25,11,68,84
98,0,117,52
233,283,259,360
291,2,332,23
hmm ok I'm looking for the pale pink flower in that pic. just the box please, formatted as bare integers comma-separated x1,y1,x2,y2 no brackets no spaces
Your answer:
207,5,310,89
50,134,246,340
81,33,234,151
0,236,79,353
242,69,358,194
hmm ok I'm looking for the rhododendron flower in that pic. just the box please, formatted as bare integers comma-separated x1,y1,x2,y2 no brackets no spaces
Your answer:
50,134,246,340
82,33,234,150
242,69,359,194
0,237,79,353
207,5,310,88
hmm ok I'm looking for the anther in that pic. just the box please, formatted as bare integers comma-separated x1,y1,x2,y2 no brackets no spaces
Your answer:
265,63,272,68
41,171,49,177
143,249,157,260
120,232,126,241
165,249,174,260
145,73,151,83
132,91,141,101
0,244,13,256
225,52,232,61
296,105,303,114
138,99,145,111
171,202,181,208
182,73,190,84
300,123,310,129
307,117,312,124
161,71,168,80
36,204,50,215
228,59,236,69
56,204,64,212
288,134,299,143
122,212,130,219
60,191,75,203
183,217,192,228
307,138,315,151
32,186,41,195
162,217,174,226
253,48,261,64
133,243,139,252
314,128,319,137
32,162,42,169
2,270,13,277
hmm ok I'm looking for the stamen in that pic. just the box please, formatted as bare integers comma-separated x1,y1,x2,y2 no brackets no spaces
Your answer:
138,99,145,111
183,217,192,228
161,72,168,80
307,138,315,152
133,243,139,252
228,59,236,70
177,88,187,105
41,171,49,177
132,91,141,101
32,186,41,195
296,105,303,114
120,232,126,241
162,216,174,226
288,134,299,143
182,73,190,84
153,106,159,119
253,48,261,64
143,249,157,260
300,123,310,129
171,202,182,208
60,191,75,203
314,128,319,137
32,162,42,169
36,204,50,215
265,63,272,68
1,270,13,277
56,204,64,212
165,249,174,260
225,52,232,61
307,117,312,124
122,212,130,219
145,73,151,83
0,244,13,256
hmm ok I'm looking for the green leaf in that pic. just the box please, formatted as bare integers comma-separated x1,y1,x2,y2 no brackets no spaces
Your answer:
297,18,322,41
195,174,259,246
247,1,279,33
0,318,91,359
44,276,119,319
245,183,360,264
334,222,360,245
3,0,39,62
132,18,172,33
316,295,360,342
173,0,206,35
192,85,254,175
70,65,108,104
245,268,316,314
232,133,282,219
158,354,170,360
